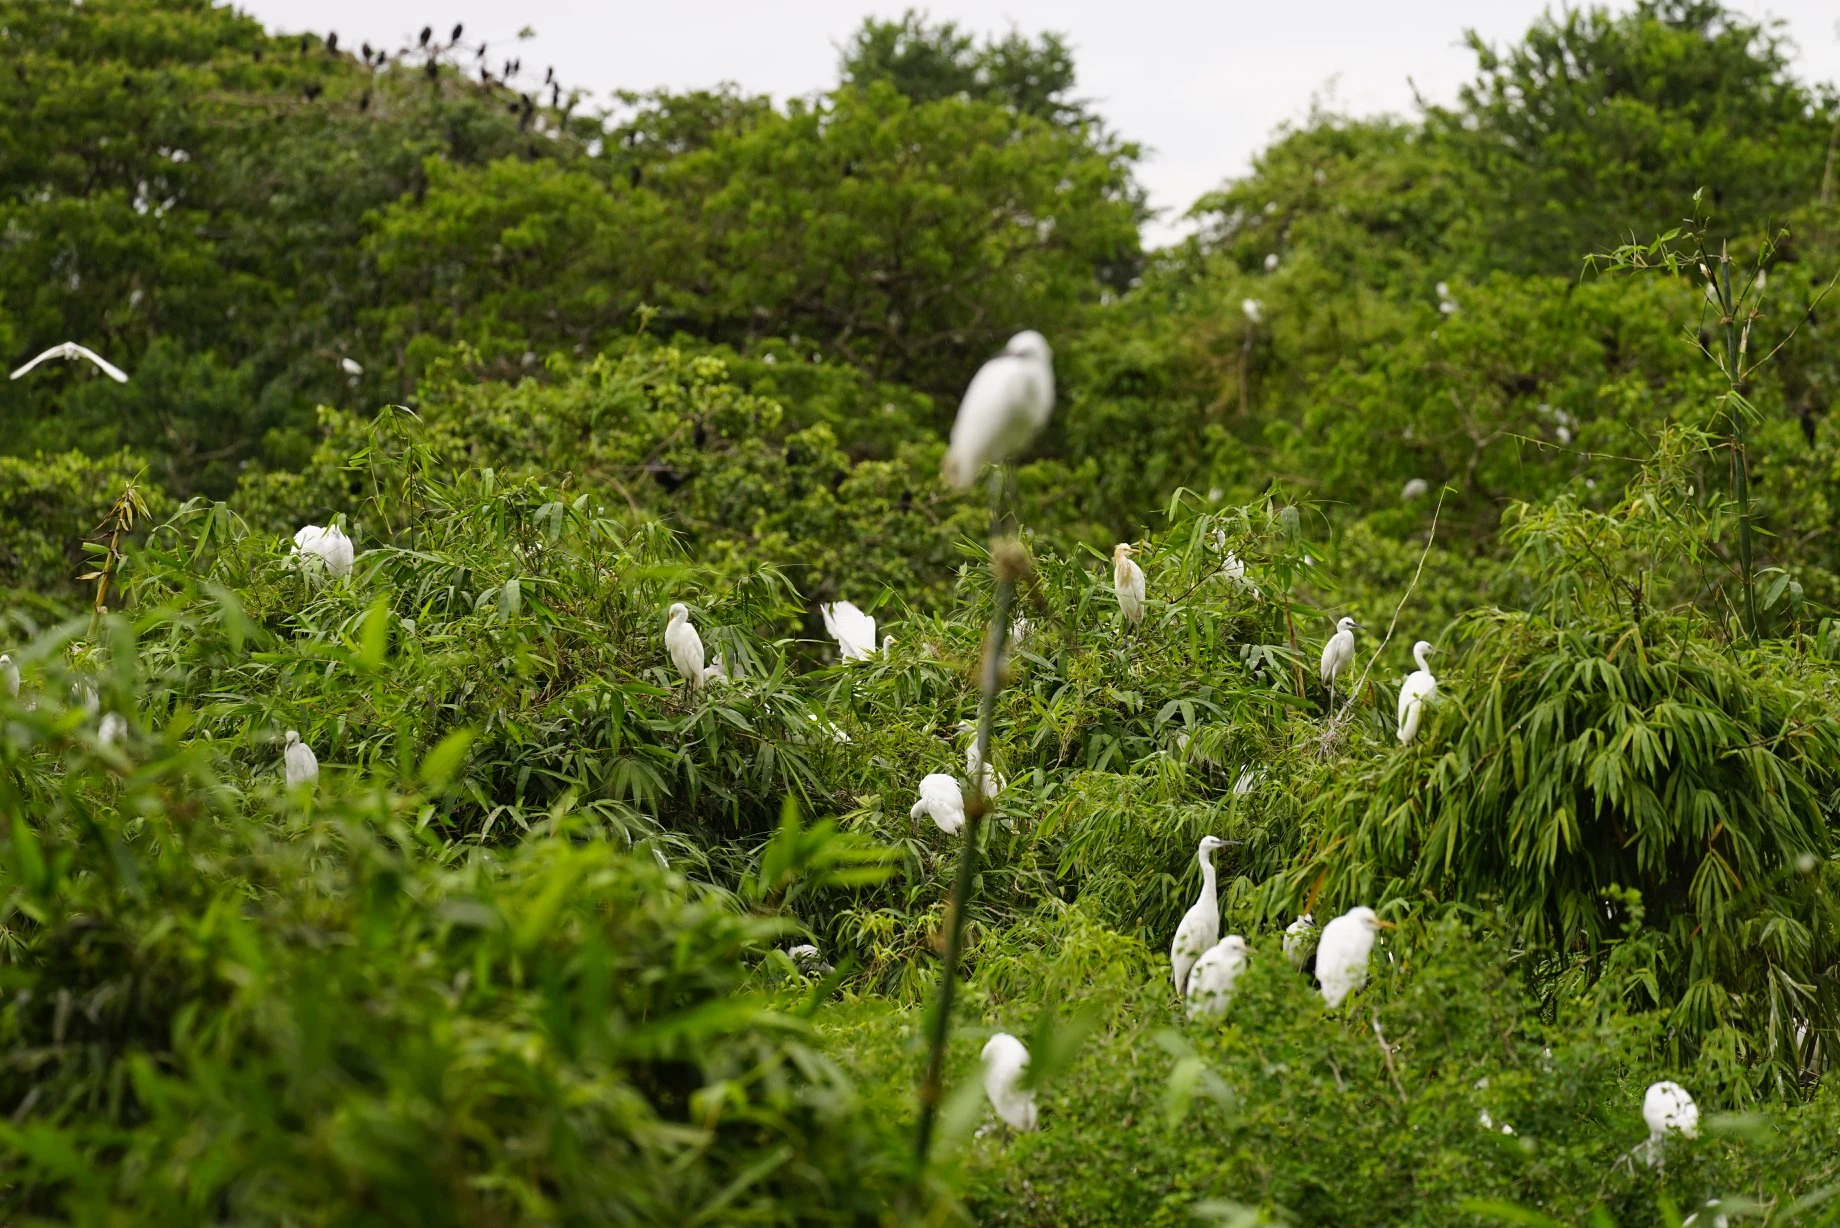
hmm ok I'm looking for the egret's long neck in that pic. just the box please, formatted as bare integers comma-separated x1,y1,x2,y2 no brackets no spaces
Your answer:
1414,643,1431,672
1199,849,1218,903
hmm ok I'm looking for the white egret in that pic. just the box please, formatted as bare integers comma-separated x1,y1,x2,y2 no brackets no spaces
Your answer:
1283,913,1317,970
981,1032,1038,1131
664,603,706,689
941,330,1054,488
821,601,877,662
292,524,354,579
1401,478,1430,501
955,720,1005,798
1263,252,1280,271
1396,641,1438,745
283,729,319,787
881,634,894,656
1316,905,1388,1007
701,656,729,686
1242,298,1263,324
1232,768,1262,796
339,356,363,375
98,712,127,747
0,654,16,698
1170,835,1230,995
1185,934,1250,1020
10,341,130,383
1112,544,1145,625
910,772,966,836
1641,1081,1698,1166
1320,616,1359,707
786,943,833,976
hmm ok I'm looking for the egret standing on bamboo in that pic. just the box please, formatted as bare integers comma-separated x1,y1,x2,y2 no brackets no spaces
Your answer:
821,601,877,661
1186,935,1250,1019
1316,906,1388,1007
1320,617,1359,708
1396,641,1438,744
283,730,319,788
981,1033,1038,1131
1641,1081,1698,1167
910,772,966,836
664,603,706,690
1170,835,1229,996
941,331,1054,488
292,524,354,579
1113,544,1145,626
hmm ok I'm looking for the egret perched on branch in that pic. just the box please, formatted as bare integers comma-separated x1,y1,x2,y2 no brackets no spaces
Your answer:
1283,913,1317,970
0,654,16,699
1186,934,1250,1019
941,330,1054,488
1641,1081,1698,1167
664,603,706,689
1316,906,1388,1007
955,720,1005,798
1396,641,1438,744
292,524,354,579
283,730,319,787
981,1033,1038,1131
1320,616,1359,707
10,341,129,383
1170,835,1229,995
1112,543,1144,625
910,772,966,836
821,601,877,661
787,943,833,976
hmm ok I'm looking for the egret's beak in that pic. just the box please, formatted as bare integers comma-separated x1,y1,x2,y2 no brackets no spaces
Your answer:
1376,919,1397,930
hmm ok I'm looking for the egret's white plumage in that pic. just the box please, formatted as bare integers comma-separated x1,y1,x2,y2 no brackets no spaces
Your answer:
787,943,833,975
98,712,127,747
1170,835,1229,995
283,729,319,787
10,341,129,383
1320,617,1358,688
1396,641,1438,744
1242,298,1264,324
942,331,1054,488
956,720,1005,798
701,656,729,686
664,603,706,689
1112,544,1145,625
1186,934,1250,1019
292,524,354,579
910,772,966,835
1316,906,1385,1007
821,601,877,661
1283,913,1317,970
1401,477,1430,501
0,653,16,698
981,1032,1038,1131
1643,1080,1698,1145
339,356,363,375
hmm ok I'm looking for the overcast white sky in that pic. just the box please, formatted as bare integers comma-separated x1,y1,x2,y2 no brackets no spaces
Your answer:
230,1,1840,244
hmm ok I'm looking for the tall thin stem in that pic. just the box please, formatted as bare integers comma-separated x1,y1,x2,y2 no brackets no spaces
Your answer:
1719,243,1758,640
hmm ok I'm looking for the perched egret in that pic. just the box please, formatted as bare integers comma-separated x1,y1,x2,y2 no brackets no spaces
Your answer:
292,524,354,579
98,712,127,747
1232,768,1261,796
9,341,129,383
1112,543,1145,625
1186,934,1250,1020
1263,252,1280,271
981,1033,1038,1131
701,655,729,686
821,600,877,661
881,634,894,655
941,330,1054,488
787,943,833,976
910,772,966,836
1316,906,1387,1007
1242,298,1264,324
0,653,16,698
1396,641,1438,744
1320,616,1359,707
339,356,363,375
283,729,319,787
1401,478,1430,502
1642,1081,1698,1165
1170,835,1230,995
955,720,1005,798
1283,913,1317,970
664,603,706,689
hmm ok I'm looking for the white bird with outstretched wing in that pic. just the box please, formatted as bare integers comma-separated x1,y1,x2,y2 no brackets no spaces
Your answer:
10,342,130,383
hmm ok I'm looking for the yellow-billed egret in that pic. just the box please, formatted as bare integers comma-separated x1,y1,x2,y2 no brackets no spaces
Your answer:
98,712,127,747
1642,1081,1698,1166
9,341,130,383
284,729,319,787
821,600,877,661
1396,641,1438,744
941,331,1054,488
1320,616,1359,706
1170,835,1229,994
1316,905,1388,1007
1283,913,1317,970
981,1032,1038,1131
1112,543,1144,625
292,524,354,579
910,772,965,835
1401,478,1429,501
1186,934,1250,1019
665,603,706,689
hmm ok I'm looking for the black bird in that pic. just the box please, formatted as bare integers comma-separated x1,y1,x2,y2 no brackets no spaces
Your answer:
479,66,491,85
477,42,487,58
362,41,373,60
544,66,553,84
424,58,438,80
550,82,560,107
327,32,338,53
359,89,371,112
451,22,464,41
419,26,432,47
646,460,688,492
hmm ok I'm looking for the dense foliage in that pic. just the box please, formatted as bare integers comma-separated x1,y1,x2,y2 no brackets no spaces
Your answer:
4,0,1840,1223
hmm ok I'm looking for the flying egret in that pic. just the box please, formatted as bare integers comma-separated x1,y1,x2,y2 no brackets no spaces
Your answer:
955,720,1005,798
283,729,319,787
786,943,833,976
910,772,966,836
1170,835,1230,995
1396,641,1438,744
292,524,354,579
1283,914,1317,970
1186,934,1250,1020
1316,906,1388,1007
9,341,129,383
1112,544,1145,625
98,712,127,747
1320,616,1359,707
1641,1081,1698,1167
1401,477,1430,501
664,603,706,689
981,1033,1038,1131
821,601,877,662
941,330,1054,488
